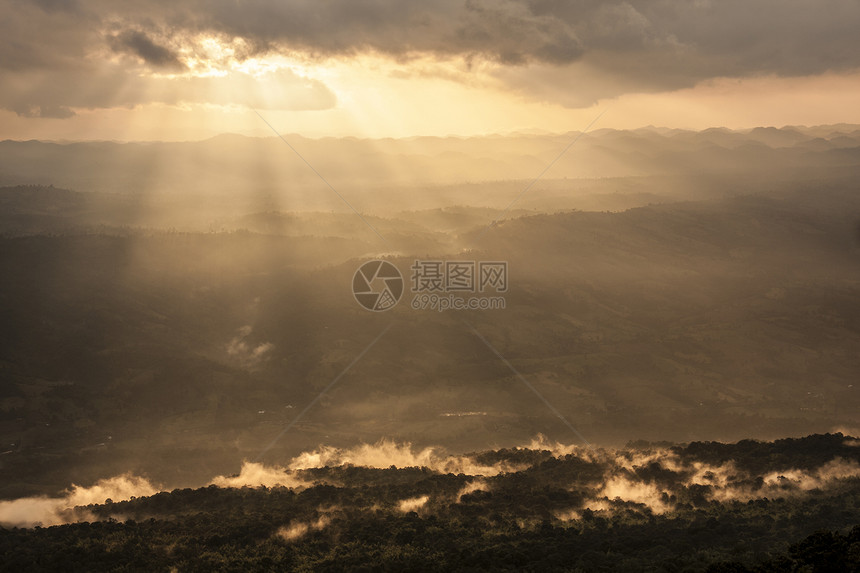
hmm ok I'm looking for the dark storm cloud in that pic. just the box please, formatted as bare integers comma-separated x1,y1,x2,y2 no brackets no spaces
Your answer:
0,0,335,117
132,0,860,75
165,0,584,64
1,0,859,116
109,30,185,70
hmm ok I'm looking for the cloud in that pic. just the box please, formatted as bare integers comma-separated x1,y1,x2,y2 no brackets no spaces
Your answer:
132,0,860,79
0,0,336,117
162,0,583,65
109,29,185,69
2,0,859,117
0,61,336,118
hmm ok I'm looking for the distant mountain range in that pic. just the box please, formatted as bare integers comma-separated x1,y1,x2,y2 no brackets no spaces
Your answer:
2,125,859,207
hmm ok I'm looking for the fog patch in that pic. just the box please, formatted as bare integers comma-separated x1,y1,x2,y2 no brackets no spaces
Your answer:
456,479,489,502
276,516,330,542
554,508,581,521
583,499,612,512
0,474,157,528
397,495,429,513
596,475,672,514
226,325,273,367
523,434,582,458
710,458,860,502
287,439,526,476
210,462,309,489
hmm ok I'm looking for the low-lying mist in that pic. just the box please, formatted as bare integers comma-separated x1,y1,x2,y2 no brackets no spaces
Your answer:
3,434,858,529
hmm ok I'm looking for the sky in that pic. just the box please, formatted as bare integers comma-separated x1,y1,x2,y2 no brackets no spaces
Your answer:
2,0,860,141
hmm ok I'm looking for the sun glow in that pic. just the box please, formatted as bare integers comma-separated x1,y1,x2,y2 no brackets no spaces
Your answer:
169,35,328,82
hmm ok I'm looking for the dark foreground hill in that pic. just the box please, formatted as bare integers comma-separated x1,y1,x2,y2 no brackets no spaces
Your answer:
1,433,859,571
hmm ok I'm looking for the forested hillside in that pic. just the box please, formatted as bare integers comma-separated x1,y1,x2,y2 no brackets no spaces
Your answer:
1,434,858,571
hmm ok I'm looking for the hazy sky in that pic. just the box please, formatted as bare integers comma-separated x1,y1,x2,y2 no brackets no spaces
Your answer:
2,0,860,140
